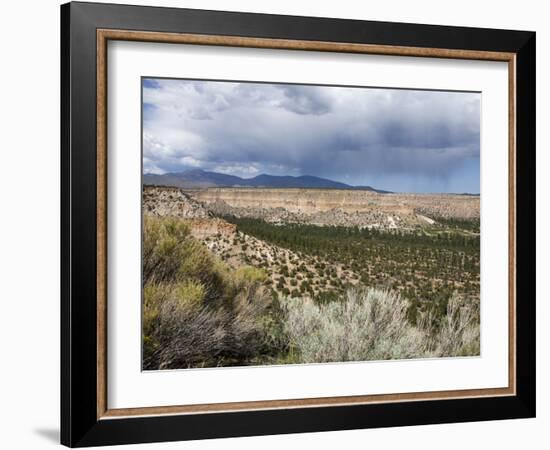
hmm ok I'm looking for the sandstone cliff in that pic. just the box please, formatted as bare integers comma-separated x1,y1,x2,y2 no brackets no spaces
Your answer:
187,187,479,228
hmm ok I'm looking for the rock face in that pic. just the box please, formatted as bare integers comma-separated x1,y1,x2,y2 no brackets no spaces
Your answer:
188,187,479,228
143,186,211,219
143,185,480,231
143,186,238,240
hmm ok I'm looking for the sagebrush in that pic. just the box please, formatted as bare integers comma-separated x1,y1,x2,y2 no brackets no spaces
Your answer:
281,288,479,363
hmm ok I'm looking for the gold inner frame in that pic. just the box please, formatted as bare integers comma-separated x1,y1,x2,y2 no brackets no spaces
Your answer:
96,29,517,420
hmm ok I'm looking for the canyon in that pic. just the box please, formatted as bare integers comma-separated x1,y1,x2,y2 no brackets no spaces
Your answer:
142,185,479,305
185,187,479,229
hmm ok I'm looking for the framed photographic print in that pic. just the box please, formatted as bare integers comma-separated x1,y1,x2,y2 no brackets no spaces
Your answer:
60,1,536,447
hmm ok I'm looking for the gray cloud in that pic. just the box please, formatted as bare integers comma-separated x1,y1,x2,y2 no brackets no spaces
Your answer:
278,85,332,115
142,79,480,191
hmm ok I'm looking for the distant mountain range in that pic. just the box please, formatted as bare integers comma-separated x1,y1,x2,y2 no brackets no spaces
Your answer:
143,169,392,193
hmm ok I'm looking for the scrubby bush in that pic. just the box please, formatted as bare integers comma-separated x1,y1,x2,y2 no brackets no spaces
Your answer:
281,288,426,363
280,287,480,364
258,295,290,360
233,265,267,286
144,291,230,369
142,216,272,370
430,293,480,357
143,217,192,285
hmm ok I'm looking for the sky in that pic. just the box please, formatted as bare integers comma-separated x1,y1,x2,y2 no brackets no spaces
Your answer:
142,78,480,193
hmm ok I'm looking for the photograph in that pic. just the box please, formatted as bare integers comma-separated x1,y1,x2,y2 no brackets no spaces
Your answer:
141,78,481,370
54,2,537,447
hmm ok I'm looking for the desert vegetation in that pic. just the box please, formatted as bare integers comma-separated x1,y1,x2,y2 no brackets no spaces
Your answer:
143,213,480,370
282,289,479,362
221,216,479,318
143,216,272,369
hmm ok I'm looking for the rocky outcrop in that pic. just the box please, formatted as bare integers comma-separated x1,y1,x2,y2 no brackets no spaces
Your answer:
143,186,238,240
188,188,479,228
191,188,382,214
143,185,479,231
143,186,211,219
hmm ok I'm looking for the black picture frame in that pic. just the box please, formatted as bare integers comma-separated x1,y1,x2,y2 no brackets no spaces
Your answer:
61,1,536,447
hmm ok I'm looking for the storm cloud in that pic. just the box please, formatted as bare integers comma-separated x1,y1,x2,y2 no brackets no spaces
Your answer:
143,78,480,193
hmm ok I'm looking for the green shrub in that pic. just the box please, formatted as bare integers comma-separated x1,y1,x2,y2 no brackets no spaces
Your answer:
142,216,274,370
233,266,267,286
143,217,191,285
173,280,205,308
